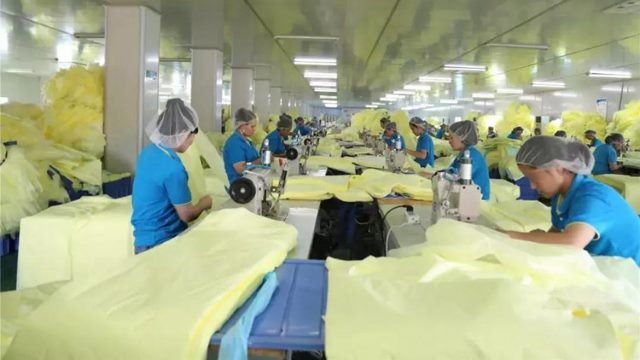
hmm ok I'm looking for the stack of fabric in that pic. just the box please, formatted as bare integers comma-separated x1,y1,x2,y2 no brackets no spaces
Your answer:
609,100,640,150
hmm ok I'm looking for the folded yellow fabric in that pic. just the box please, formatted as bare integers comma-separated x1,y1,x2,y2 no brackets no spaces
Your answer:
194,132,229,188
480,200,551,232
281,175,351,201
348,169,433,201
342,146,374,156
306,156,357,174
594,174,640,214
488,179,520,204
5,208,296,360
326,219,640,360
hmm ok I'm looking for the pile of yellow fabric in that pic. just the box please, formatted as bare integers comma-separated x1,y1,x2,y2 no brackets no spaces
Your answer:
206,132,231,152
265,114,278,133
476,114,501,138
543,118,563,136
562,111,607,144
495,103,534,137
350,109,390,136
3,208,296,360
481,137,522,178
481,200,551,232
433,138,454,157
315,138,343,157
487,179,520,204
325,219,640,359
594,174,640,214
609,100,640,150
391,110,417,151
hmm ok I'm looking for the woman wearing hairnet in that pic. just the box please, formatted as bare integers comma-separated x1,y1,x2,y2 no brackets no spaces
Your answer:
506,136,640,264
382,122,405,149
406,117,435,168
262,114,293,157
445,120,491,200
223,108,262,183
131,98,213,254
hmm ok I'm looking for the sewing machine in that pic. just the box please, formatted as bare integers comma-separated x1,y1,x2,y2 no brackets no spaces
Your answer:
431,151,482,223
285,145,308,176
384,140,406,173
228,164,289,218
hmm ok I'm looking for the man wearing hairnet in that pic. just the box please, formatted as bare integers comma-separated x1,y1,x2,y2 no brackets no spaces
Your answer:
262,114,293,157
131,98,212,254
584,129,603,148
223,108,262,183
382,122,405,150
294,117,311,136
406,117,435,168
506,136,640,265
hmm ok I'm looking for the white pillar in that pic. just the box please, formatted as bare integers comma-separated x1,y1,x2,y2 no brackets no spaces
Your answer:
191,49,224,132
270,86,282,115
104,5,160,174
231,68,254,115
254,79,270,125
281,91,290,112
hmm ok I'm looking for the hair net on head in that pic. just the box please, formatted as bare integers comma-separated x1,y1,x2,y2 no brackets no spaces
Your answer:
235,108,257,128
385,122,397,131
409,117,427,129
449,120,478,145
516,136,594,175
146,98,198,148
605,133,624,145
277,114,293,129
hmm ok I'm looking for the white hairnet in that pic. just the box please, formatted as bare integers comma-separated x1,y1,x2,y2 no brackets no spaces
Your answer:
409,117,427,129
235,108,257,128
146,98,198,148
516,136,594,175
449,120,478,145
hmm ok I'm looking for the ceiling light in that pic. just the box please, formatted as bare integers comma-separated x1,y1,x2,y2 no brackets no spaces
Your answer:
456,98,473,102
474,101,494,106
532,80,565,88
486,43,549,51
294,56,337,66
380,97,397,102
404,84,431,91
325,104,338,108
309,80,337,87
371,102,384,106
319,95,337,99
315,87,337,93
393,90,415,95
602,85,636,93
553,91,578,98
419,76,452,83
440,99,458,104
444,63,487,72
496,88,524,95
588,69,632,79
385,94,405,99
274,35,339,41
3,68,35,74
472,92,495,99
519,95,539,101
0,97,9,105
365,105,378,108
304,71,338,79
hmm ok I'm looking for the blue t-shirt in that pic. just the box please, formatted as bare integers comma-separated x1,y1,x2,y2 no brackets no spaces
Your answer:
435,128,444,139
551,174,640,265
449,145,491,200
131,144,192,247
263,130,286,155
590,138,604,148
507,132,520,140
223,131,260,183
415,133,435,168
592,144,617,175
384,133,405,150
295,124,311,136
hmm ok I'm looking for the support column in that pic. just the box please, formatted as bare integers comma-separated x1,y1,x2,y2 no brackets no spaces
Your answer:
270,86,282,115
231,68,254,115
231,1,255,116
281,91,290,112
254,79,270,125
104,5,160,174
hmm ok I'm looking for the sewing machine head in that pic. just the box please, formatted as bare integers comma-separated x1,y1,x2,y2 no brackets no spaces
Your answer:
430,154,481,223
285,145,307,175
384,140,407,173
228,165,288,218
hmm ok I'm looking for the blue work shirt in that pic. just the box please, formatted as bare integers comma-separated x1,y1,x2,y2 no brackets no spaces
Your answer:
507,132,520,140
263,130,286,155
384,133,405,150
223,131,260,183
590,138,604,148
415,133,435,168
435,128,444,139
551,174,640,265
295,124,311,136
592,144,618,175
449,145,491,200
131,144,191,247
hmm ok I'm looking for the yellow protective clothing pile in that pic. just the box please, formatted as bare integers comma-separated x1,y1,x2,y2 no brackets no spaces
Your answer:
16,196,134,289
481,137,522,178
3,208,297,360
222,105,232,133
480,200,552,232
281,175,351,201
488,179,520,204
594,174,640,214
433,138,454,157
265,114,278,133
349,109,389,136
426,116,441,128
325,219,640,360
476,114,501,138
315,138,343,157
543,118,563,136
495,103,534,137
390,110,417,151
306,156,359,174
342,146,374,156
609,100,640,150
562,111,608,144
43,65,105,157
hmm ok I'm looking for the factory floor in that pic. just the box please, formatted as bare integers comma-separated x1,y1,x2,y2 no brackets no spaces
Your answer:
1,252,17,291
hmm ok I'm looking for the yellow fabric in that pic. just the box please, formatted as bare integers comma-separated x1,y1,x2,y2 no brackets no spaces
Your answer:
205,132,231,153
326,219,640,360
562,111,608,145
348,169,433,201
342,146,374,156
495,103,534,138
102,170,131,183
193,132,229,187
594,174,640,214
488,179,520,204
315,138,343,157
481,200,552,232
4,208,296,360
390,111,417,151
433,138,454,157
350,155,386,170
609,101,640,150
16,196,134,289
476,114,501,138
281,176,351,200
306,156,357,174
543,118,563,136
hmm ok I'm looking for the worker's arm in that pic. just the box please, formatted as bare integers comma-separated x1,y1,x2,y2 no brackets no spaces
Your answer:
609,162,623,172
232,157,263,175
174,195,212,223
505,222,595,249
406,149,427,159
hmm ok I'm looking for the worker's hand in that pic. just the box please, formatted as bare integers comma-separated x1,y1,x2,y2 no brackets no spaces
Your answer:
199,195,213,210
418,171,433,179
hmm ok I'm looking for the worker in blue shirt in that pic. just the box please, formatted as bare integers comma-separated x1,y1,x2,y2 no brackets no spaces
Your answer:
506,136,640,265
447,120,491,200
131,98,212,254
406,117,435,168
382,122,405,150
592,133,624,175
262,114,293,157
585,129,604,148
223,108,261,184
507,126,524,140
294,117,311,136
379,117,390,140
435,124,446,139
487,126,498,139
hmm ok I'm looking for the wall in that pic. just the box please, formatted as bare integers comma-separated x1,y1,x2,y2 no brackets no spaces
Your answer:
0,73,45,104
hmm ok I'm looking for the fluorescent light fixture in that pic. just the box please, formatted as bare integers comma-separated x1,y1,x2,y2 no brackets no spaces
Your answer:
385,94,405,99
3,68,35,74
532,80,565,88
474,101,494,106
325,104,338,108
419,76,452,83
294,56,337,66
440,99,458,104
315,87,337,93
380,97,397,102
402,103,434,111
588,69,632,79
371,102,384,106
553,91,577,98
472,92,495,99
519,95,539,101
404,84,431,91
275,35,339,41
309,80,337,87
365,105,378,108
486,42,549,51
444,63,487,72
602,85,636,93
0,97,8,105
456,98,473,102
393,90,415,95
304,71,338,79
319,95,337,99
496,88,524,95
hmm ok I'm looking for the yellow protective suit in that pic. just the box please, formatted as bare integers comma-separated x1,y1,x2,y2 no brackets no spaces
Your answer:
562,111,608,144
281,176,351,201
480,200,552,232
342,146,374,156
325,219,640,360
594,174,640,214
609,100,640,150
4,208,297,360
488,179,520,204
495,103,534,138
347,169,433,201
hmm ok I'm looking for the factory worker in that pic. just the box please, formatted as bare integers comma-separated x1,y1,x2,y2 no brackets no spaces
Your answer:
131,98,212,254
294,117,311,136
554,130,567,138
592,133,624,175
534,128,542,136
585,129,603,148
223,108,261,183
435,124,446,139
382,122,405,150
487,126,498,139
406,117,435,168
262,114,293,157
447,120,491,200
507,126,524,140
506,136,640,264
